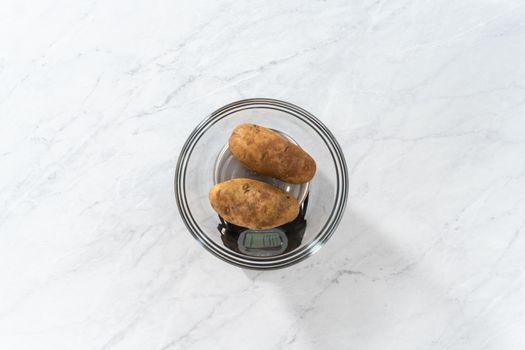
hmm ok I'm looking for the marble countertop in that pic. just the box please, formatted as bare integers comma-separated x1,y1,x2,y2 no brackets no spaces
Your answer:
2,1,525,349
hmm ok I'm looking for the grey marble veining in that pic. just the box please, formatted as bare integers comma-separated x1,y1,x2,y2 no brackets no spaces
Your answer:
1,0,525,349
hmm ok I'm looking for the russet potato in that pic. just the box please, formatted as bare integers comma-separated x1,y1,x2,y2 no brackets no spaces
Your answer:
208,178,299,230
228,124,316,184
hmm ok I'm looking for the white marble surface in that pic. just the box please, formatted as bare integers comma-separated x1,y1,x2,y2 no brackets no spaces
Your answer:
2,0,525,349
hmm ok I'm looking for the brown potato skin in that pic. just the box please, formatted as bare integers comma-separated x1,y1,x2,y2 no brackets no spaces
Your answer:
209,178,300,230
228,124,316,184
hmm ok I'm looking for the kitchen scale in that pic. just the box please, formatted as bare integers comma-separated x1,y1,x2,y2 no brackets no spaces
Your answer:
218,195,308,257
213,130,309,257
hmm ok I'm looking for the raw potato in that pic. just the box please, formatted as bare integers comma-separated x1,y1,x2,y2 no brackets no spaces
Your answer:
209,178,300,230
228,124,316,184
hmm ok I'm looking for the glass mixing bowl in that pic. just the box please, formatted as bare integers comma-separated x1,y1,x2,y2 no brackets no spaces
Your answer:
175,98,348,269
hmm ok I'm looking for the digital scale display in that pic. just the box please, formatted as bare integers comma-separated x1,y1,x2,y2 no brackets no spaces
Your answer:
238,229,288,256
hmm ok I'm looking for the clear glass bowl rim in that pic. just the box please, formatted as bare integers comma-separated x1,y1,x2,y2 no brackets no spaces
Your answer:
174,98,348,269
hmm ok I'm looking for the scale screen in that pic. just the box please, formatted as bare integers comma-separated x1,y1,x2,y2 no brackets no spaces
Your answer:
238,229,288,256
